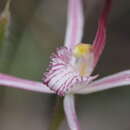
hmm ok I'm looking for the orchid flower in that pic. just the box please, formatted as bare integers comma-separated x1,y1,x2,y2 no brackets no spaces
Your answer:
0,0,130,130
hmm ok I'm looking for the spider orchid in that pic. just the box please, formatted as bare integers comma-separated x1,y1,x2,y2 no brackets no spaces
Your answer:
0,0,130,130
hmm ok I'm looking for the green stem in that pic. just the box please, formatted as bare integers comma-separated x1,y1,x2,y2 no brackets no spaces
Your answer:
49,96,65,130
0,21,24,72
0,4,26,107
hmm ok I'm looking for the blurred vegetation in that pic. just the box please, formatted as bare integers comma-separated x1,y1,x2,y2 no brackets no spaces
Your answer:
0,0,65,130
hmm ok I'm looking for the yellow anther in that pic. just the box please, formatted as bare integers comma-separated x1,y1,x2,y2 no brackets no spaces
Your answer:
73,43,92,58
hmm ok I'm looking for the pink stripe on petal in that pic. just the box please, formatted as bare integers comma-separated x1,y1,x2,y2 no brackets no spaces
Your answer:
64,0,84,49
0,73,54,94
76,70,130,94
64,94,81,130
92,0,112,66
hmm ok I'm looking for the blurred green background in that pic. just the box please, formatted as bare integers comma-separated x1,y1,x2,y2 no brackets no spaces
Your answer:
0,0,130,130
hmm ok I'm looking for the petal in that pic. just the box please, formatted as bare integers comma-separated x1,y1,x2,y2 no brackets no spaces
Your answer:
64,0,84,49
0,73,54,94
69,74,99,93
92,0,112,66
74,70,130,94
43,47,91,96
64,94,81,130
